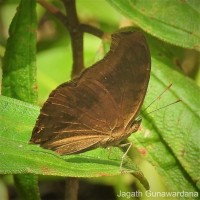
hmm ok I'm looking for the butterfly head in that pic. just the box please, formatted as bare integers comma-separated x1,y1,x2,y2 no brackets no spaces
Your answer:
125,117,142,135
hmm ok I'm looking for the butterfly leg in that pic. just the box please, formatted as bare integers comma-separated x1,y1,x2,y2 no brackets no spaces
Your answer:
119,142,132,173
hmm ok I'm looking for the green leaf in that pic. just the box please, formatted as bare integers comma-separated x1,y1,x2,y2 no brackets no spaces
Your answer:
1,0,39,199
0,95,149,190
2,0,37,104
107,0,200,51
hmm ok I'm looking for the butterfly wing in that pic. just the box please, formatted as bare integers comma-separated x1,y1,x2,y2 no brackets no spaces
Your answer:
80,31,151,129
30,78,120,154
30,30,151,154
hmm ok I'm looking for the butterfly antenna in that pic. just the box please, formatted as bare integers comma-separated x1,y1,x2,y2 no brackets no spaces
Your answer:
146,99,181,115
142,83,173,114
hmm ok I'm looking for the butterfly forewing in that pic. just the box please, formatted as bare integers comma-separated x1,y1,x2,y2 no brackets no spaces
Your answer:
30,30,151,155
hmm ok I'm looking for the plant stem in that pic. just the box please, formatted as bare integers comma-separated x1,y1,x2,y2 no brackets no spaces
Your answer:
65,177,79,200
38,0,104,78
62,0,84,77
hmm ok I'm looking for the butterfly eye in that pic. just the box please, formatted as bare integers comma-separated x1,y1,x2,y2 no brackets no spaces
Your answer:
127,118,142,134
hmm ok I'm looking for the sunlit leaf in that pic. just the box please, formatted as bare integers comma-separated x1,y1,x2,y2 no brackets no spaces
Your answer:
107,0,200,51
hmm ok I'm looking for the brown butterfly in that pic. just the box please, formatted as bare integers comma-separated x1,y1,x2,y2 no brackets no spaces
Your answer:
30,30,151,156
